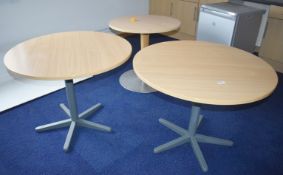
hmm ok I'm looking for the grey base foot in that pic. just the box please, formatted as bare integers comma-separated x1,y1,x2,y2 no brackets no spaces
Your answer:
191,137,208,172
35,103,111,151
35,119,72,132
158,118,188,136
59,103,102,119
78,119,111,132
154,118,233,172
198,115,203,127
196,134,233,146
64,121,76,152
154,136,190,153
119,69,156,93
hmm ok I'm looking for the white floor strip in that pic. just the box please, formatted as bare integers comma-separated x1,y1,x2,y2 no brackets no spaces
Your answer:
0,77,90,112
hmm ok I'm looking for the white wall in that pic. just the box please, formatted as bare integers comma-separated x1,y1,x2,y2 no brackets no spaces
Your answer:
0,0,148,82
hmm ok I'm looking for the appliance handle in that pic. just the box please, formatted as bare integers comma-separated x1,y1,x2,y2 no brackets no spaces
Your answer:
201,8,235,20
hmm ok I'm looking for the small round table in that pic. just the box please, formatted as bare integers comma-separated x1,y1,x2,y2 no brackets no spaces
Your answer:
133,41,278,172
109,15,181,93
4,31,132,151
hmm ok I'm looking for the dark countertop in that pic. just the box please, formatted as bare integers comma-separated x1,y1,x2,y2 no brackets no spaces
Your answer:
243,0,283,6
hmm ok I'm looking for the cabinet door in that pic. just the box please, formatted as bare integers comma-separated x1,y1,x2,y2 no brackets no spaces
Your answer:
172,0,198,36
259,18,283,62
269,5,283,20
149,0,173,16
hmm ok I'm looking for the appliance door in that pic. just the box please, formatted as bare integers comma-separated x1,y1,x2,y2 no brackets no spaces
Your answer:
196,9,236,45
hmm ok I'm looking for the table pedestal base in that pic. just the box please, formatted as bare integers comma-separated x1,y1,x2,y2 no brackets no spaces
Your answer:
154,105,233,172
119,69,156,93
35,80,111,152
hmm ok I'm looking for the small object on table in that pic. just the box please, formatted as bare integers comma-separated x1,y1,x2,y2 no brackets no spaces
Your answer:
109,15,181,93
130,16,137,23
4,31,132,152
133,40,278,172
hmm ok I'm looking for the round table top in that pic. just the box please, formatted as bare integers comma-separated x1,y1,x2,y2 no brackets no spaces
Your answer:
4,31,132,80
133,41,278,105
109,15,181,34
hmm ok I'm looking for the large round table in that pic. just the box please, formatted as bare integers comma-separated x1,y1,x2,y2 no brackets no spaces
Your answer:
133,40,278,172
109,15,180,93
4,31,132,151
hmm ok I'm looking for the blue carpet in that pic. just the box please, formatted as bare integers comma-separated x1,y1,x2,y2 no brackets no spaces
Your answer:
0,34,283,175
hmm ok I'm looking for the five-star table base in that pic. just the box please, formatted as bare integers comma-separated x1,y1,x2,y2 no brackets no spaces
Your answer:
154,105,233,172
35,80,233,170
35,80,111,152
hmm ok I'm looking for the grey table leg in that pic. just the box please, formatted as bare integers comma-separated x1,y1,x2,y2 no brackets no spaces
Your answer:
35,79,112,152
154,104,233,172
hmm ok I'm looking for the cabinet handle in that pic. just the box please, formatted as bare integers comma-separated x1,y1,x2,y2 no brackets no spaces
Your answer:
170,2,173,16
193,6,197,21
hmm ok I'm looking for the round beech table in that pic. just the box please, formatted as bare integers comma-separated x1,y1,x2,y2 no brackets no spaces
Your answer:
133,40,278,172
109,15,180,93
4,31,132,152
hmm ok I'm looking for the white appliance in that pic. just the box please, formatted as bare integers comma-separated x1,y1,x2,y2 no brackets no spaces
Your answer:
196,2,265,52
